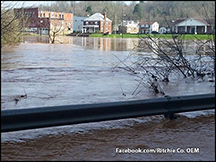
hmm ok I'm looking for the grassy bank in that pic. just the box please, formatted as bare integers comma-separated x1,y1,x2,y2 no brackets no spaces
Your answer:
89,33,214,40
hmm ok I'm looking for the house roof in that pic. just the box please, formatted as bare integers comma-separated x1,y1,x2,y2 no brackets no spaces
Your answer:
172,17,215,26
121,20,139,27
139,21,158,25
171,19,186,26
84,13,112,22
196,18,215,25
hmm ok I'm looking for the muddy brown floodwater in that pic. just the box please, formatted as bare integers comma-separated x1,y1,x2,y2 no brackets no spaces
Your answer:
1,36,215,161
1,115,215,161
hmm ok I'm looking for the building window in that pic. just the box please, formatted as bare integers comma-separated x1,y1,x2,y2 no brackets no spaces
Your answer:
202,27,205,33
43,13,45,17
95,22,98,25
86,22,88,25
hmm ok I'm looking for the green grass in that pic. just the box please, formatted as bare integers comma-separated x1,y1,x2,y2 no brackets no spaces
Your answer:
21,33,41,36
89,33,215,40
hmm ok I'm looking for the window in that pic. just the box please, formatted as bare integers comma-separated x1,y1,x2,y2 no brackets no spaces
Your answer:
202,27,205,33
181,27,185,32
86,22,88,25
43,13,45,17
95,22,98,25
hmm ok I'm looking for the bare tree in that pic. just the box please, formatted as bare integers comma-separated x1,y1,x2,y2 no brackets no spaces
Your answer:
1,1,26,47
116,32,214,96
49,19,65,44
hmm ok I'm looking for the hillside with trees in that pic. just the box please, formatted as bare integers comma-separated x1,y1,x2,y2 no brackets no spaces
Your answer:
38,1,215,27
1,1,215,47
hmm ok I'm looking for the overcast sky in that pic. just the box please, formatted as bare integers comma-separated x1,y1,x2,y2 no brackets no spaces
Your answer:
2,1,138,8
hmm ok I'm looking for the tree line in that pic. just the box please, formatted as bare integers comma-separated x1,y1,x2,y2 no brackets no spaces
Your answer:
1,1,215,47
39,1,215,27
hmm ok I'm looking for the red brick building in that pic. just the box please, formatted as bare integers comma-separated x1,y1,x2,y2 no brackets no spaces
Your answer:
14,7,73,35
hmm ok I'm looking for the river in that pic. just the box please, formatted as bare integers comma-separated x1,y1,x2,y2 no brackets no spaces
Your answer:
1,36,215,161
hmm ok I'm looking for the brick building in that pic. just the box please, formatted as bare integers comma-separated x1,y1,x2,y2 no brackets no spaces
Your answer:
14,7,73,35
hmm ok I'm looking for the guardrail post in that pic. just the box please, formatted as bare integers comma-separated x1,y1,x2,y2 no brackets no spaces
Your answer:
164,113,175,120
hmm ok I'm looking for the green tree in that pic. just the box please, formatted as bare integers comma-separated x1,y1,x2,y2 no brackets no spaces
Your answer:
133,3,142,20
86,6,92,15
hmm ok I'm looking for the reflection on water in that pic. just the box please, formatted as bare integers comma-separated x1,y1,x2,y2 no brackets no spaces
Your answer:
79,37,138,51
21,35,213,54
23,35,74,44
21,36,139,51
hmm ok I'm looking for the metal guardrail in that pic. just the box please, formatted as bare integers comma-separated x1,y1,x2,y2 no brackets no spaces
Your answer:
1,93,215,132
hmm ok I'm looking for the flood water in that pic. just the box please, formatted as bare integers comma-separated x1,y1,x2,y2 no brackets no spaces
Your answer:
1,36,215,161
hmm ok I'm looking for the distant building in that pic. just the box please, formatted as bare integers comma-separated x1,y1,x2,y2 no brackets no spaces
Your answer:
139,21,159,34
171,17,215,34
73,16,88,33
159,27,170,34
82,12,112,34
119,20,139,34
14,7,73,35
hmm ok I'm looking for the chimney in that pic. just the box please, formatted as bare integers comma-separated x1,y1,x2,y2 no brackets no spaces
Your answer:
103,12,106,34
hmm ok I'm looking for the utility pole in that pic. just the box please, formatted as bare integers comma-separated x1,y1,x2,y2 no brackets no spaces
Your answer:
122,3,124,38
73,1,75,15
115,14,117,37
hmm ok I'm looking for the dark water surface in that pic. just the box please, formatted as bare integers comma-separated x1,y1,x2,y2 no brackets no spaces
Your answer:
1,36,215,161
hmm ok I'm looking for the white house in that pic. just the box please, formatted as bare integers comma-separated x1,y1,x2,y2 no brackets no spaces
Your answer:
139,21,159,34
159,27,171,34
171,17,215,34
119,20,139,34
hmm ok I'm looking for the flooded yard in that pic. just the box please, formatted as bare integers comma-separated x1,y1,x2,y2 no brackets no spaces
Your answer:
1,36,215,161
